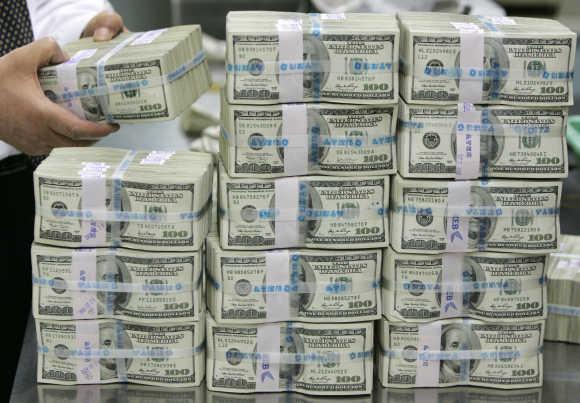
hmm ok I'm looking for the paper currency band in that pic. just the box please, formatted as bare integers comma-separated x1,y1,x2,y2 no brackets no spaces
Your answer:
32,276,199,293
226,60,396,75
383,276,546,293
209,275,380,294
38,344,205,358
380,346,541,361
219,206,388,221
208,349,373,364
221,128,397,148
547,304,580,317
391,204,560,218
398,119,565,137
49,48,206,105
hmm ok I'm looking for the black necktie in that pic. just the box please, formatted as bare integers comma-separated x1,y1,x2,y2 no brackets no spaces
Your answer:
0,0,34,57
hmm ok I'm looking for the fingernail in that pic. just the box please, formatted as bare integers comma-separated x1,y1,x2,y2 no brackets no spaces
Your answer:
94,27,113,41
110,124,120,132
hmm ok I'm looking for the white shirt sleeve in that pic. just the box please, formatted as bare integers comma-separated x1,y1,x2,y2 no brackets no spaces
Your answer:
27,0,114,45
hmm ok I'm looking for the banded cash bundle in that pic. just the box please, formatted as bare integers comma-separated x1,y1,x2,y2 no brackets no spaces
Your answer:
34,148,213,251
206,314,374,395
36,318,205,386
398,13,576,106
206,235,380,323
32,244,203,322
220,97,397,177
382,248,547,322
390,174,561,253
377,317,544,389
226,12,399,104
397,100,568,178
40,26,211,122
545,235,580,343
218,163,389,250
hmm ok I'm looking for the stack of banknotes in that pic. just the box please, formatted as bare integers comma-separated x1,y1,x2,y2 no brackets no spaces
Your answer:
225,12,399,104
545,235,580,343
40,25,211,122
33,148,213,387
34,147,213,251
398,13,576,105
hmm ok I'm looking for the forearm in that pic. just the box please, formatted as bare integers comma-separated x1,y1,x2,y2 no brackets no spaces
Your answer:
27,0,114,44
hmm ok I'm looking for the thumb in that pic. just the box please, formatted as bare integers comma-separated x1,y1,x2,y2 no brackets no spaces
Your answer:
88,12,124,41
22,37,69,68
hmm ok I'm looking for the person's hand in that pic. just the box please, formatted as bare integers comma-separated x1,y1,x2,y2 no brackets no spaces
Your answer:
82,11,127,41
0,38,119,156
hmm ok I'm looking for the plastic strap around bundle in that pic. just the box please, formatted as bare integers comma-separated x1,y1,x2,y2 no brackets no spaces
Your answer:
40,343,205,359
75,321,101,382
56,49,98,118
255,324,281,392
456,103,481,179
96,34,143,122
79,162,109,247
71,249,99,319
274,178,301,248
391,203,559,218
441,254,464,317
255,205,388,222
213,347,373,365
450,22,484,103
211,277,380,295
282,104,309,175
277,18,304,102
110,150,137,247
33,275,195,294
265,251,291,321
445,181,471,252
547,304,580,317
381,345,541,361
383,276,546,293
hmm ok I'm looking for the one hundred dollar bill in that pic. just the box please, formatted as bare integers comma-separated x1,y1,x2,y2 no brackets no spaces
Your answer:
218,163,389,250
390,174,561,253
34,148,213,251
377,317,544,389
206,235,381,323
36,318,205,387
397,100,568,178
39,26,211,122
382,247,547,322
226,12,399,104
220,96,397,177
398,13,576,105
32,243,204,322
206,314,374,395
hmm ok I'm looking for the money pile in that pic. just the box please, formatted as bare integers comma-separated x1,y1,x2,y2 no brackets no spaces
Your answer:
398,13,576,106
220,98,398,177
382,247,548,322
225,12,399,104
545,235,580,343
389,174,562,254
36,318,205,386
218,163,389,250
34,147,213,251
397,101,569,179
206,315,374,394
377,317,544,388
206,235,381,323
40,26,211,122
33,147,213,386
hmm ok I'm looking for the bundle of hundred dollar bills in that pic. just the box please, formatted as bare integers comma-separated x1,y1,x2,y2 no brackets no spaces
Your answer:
397,100,568,178
226,12,399,104
206,314,374,395
218,163,389,250
36,317,205,386
220,94,397,177
377,317,544,389
545,235,580,343
206,235,380,323
398,13,576,105
39,26,210,122
32,244,204,322
389,174,561,253
382,247,547,322
34,148,213,251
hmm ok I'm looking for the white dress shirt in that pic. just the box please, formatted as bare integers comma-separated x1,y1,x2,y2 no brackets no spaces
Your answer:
0,0,113,160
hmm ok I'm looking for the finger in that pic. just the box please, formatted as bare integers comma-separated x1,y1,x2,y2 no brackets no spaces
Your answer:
89,12,125,41
18,37,68,68
48,129,98,148
41,99,120,140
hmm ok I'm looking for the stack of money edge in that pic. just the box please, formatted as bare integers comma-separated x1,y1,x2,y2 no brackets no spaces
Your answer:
545,235,580,344
39,25,211,123
32,147,214,387
379,12,575,391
